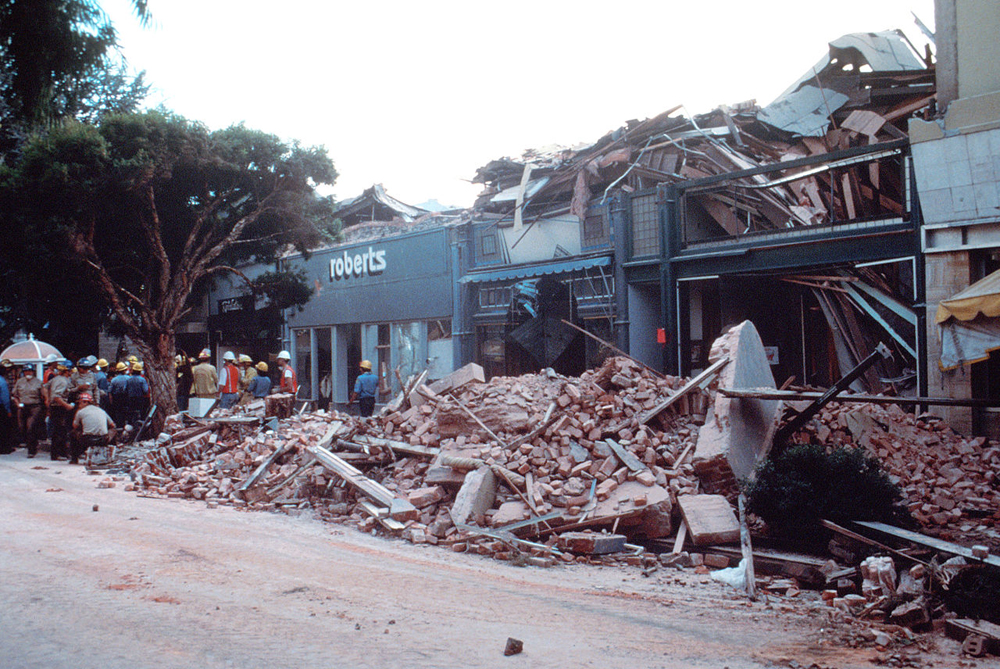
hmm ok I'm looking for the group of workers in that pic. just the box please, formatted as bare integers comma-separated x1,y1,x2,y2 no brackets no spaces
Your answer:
174,348,296,410
0,354,118,463
0,347,379,461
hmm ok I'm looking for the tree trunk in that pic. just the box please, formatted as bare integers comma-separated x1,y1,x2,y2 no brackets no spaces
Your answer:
133,331,179,436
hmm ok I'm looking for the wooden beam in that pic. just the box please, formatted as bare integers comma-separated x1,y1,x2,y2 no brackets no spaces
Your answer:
854,521,1000,568
308,443,418,521
719,387,1000,408
636,357,728,425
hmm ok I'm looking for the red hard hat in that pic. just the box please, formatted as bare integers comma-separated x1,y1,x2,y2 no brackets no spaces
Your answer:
78,392,94,403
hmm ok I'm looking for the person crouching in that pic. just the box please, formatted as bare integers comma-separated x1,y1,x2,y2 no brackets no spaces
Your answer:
71,392,116,466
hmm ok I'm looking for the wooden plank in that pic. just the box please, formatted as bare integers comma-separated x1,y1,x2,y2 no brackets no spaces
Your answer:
671,520,687,554
357,500,406,531
945,619,1000,649
854,521,1000,568
637,357,728,425
738,493,756,600
719,387,1000,408
353,434,440,458
678,494,740,546
236,443,292,498
308,443,419,521
604,438,646,473
524,472,538,513
820,519,930,567
670,441,696,473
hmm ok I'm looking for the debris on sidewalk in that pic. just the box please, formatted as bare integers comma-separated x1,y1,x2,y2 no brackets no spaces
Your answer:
106,319,1000,659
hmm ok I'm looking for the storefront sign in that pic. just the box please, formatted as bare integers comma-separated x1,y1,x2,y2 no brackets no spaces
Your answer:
219,295,253,314
329,247,387,281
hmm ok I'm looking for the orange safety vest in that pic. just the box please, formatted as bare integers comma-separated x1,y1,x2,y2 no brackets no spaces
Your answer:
221,363,240,394
281,365,298,394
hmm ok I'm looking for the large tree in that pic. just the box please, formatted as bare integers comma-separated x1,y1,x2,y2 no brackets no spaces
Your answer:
1,111,338,426
0,0,150,135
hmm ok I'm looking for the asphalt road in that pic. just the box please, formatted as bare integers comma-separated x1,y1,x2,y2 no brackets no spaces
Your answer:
0,452,959,669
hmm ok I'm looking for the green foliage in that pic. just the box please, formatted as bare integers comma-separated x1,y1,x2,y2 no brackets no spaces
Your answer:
253,269,315,312
744,444,913,538
0,110,337,346
0,0,149,141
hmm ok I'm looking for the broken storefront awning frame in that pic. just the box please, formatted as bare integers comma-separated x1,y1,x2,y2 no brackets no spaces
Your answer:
459,255,611,284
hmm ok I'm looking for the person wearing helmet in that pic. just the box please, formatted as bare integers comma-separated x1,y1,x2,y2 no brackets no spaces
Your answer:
175,353,193,412
12,364,43,457
276,350,298,395
237,355,257,405
247,362,272,399
218,351,240,409
71,356,100,407
191,348,218,400
72,391,116,465
108,363,130,426
350,360,378,417
126,362,150,425
94,358,111,411
42,353,60,384
0,359,12,454
46,360,75,460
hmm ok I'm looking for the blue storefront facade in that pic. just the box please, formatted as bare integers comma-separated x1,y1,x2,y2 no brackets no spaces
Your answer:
281,226,460,409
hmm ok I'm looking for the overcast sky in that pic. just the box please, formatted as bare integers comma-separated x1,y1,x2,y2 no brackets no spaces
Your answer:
104,0,936,208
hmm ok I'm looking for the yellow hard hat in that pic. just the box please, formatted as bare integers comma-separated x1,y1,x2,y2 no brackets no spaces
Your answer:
255,361,268,372
239,354,252,364
115,362,128,372
127,355,138,363
132,361,143,372
360,359,372,371
97,358,109,369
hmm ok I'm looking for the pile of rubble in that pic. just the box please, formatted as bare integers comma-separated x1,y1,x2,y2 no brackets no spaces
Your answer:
126,356,714,562
113,322,1000,654
785,401,1000,543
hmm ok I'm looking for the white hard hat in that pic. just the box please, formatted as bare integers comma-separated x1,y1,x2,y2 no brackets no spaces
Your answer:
44,353,60,364
277,350,291,361
223,351,236,361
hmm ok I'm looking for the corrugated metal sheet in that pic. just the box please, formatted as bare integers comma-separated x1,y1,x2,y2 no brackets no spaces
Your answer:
759,85,850,137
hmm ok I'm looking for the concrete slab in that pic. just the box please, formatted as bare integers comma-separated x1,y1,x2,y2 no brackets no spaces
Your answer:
694,320,781,482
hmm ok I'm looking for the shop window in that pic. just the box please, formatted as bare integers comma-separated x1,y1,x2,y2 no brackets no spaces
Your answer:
630,194,660,257
427,319,453,380
375,324,390,392
393,322,421,383
294,329,311,399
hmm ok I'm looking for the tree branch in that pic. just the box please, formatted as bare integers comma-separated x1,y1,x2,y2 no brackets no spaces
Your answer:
141,185,172,305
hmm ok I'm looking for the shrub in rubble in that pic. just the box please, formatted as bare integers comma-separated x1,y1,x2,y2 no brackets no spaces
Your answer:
744,444,913,539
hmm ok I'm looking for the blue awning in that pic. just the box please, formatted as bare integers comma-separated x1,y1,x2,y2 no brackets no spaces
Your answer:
460,255,612,284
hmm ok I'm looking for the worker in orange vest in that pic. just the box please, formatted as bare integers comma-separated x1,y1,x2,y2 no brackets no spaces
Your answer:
217,351,240,409
276,350,298,395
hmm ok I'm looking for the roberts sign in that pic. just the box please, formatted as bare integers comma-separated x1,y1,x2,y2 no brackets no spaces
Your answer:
329,247,387,281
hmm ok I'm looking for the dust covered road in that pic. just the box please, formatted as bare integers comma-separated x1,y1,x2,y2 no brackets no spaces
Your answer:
0,454,927,669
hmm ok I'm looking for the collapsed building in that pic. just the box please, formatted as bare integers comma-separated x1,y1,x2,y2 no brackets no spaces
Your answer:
461,30,933,403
